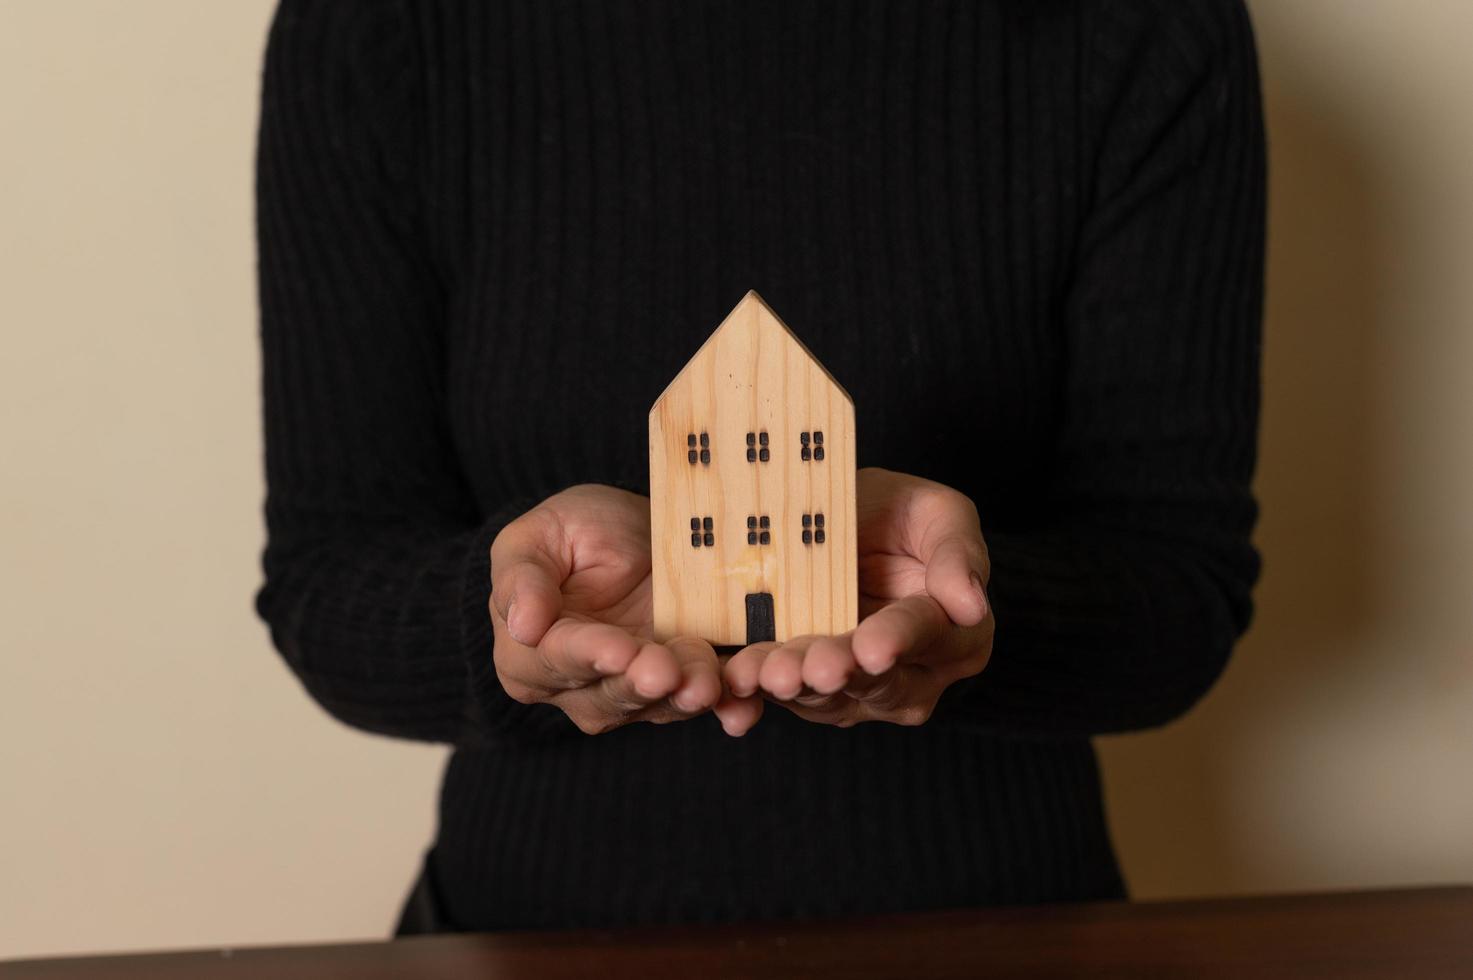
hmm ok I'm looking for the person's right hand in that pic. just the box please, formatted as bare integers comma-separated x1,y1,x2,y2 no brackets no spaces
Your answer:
489,485,761,736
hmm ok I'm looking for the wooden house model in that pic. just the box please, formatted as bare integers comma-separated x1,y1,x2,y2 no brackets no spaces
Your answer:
649,291,857,646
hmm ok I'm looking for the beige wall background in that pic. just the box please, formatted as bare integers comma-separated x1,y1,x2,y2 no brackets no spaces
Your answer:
1,0,1468,961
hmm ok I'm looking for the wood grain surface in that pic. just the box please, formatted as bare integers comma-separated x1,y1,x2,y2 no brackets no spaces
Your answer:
6,888,1471,980
649,291,857,645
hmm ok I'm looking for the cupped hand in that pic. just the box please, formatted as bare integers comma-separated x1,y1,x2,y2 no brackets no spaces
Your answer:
490,484,762,735
723,468,994,730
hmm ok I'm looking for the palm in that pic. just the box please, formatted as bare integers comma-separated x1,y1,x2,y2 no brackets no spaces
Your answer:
490,484,732,734
548,490,655,636
719,468,992,732
857,555,924,618
562,555,652,635
855,470,933,617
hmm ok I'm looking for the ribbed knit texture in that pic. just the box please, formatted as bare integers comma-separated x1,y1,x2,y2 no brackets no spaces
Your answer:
256,0,1265,930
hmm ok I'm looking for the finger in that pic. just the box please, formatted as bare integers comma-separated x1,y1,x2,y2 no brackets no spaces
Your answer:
845,661,915,711
851,594,950,675
924,534,990,628
841,662,902,705
713,687,764,736
723,643,775,699
535,618,644,687
666,636,723,714
759,636,820,701
621,640,685,700
490,515,567,644
593,640,684,711
894,481,987,626
801,634,858,696
779,698,862,728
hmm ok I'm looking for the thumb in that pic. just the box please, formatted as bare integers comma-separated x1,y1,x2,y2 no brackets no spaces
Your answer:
490,514,567,646
925,533,990,627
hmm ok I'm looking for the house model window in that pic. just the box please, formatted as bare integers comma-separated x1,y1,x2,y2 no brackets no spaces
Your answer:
648,291,857,646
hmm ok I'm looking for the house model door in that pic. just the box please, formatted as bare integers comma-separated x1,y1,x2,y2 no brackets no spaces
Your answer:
649,291,857,646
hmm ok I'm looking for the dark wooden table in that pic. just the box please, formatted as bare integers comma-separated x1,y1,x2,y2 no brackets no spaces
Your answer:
4,888,1470,979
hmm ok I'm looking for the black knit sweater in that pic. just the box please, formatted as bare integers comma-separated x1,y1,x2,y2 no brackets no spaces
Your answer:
255,0,1264,930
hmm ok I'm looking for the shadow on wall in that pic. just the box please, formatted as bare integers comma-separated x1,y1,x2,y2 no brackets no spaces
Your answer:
1098,59,1392,896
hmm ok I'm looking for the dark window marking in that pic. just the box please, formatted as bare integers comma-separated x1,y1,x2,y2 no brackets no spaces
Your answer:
815,529,826,544
747,516,757,529
688,449,698,464
690,533,701,548
700,448,710,464
798,430,825,461
688,433,697,447
745,593,776,644
760,530,770,545
703,532,714,547
747,531,758,545
703,516,713,531
691,517,700,531
759,515,770,529
815,513,825,528
699,433,709,448
802,513,812,527
802,528,813,545
747,431,770,464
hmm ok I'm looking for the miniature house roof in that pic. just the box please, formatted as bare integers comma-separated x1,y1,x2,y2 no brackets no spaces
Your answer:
648,291,857,646
650,291,852,413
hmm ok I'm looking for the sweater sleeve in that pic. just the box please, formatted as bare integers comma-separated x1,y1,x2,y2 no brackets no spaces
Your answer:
939,0,1266,737
254,0,572,745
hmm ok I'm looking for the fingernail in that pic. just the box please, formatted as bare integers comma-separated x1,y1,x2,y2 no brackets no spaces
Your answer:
969,573,989,615
506,599,527,644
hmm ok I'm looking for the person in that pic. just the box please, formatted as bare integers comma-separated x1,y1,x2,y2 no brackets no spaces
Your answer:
255,0,1265,933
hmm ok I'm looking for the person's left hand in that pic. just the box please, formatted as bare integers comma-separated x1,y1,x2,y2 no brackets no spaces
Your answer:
721,468,994,731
